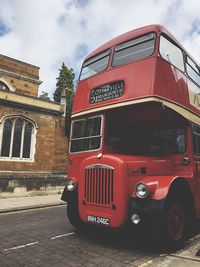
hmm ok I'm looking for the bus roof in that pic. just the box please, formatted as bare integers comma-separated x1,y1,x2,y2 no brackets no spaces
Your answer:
86,25,168,60
85,24,197,64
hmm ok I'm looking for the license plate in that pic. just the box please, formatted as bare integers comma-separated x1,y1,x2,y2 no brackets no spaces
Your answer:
87,215,110,226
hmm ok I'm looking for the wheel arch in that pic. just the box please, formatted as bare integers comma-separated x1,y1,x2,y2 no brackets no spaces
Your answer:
166,177,196,219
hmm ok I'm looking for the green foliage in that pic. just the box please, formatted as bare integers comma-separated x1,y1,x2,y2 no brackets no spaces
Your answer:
39,91,50,101
54,62,75,103
54,63,75,137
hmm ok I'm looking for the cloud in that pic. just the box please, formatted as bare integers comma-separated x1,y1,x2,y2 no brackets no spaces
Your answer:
0,0,200,97
0,20,10,36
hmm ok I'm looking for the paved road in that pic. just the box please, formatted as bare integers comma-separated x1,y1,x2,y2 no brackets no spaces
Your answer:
1,206,200,267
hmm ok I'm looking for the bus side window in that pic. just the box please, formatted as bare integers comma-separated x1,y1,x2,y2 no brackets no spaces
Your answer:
192,124,200,155
186,56,200,87
159,35,184,72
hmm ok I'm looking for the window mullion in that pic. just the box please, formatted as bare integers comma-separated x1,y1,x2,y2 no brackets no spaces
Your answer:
9,119,15,158
29,126,34,160
0,120,5,155
20,122,25,158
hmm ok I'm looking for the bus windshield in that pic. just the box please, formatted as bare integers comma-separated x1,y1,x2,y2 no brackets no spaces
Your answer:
80,50,110,80
70,116,102,153
106,114,185,156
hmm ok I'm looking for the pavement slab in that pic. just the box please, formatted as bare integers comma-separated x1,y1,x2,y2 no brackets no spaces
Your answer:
0,194,65,213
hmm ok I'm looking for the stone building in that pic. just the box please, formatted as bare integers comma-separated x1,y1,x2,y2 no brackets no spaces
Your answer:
0,54,67,197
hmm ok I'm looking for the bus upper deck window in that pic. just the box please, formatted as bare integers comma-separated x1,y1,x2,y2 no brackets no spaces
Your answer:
79,50,110,80
112,33,156,67
186,56,200,86
159,35,184,72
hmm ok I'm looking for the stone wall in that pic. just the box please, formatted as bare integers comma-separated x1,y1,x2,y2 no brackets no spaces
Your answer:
0,54,40,97
0,103,68,198
0,172,66,198
0,105,68,172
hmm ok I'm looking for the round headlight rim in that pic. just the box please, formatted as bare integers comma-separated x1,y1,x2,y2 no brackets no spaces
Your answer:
66,178,77,192
135,182,148,199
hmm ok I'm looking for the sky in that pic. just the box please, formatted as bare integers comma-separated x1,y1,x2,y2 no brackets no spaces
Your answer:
0,0,200,98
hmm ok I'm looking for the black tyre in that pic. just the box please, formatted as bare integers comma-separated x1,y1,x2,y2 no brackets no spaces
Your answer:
67,201,84,229
164,199,186,247
150,197,187,250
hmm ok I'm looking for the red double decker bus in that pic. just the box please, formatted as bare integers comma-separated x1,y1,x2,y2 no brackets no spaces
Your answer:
62,25,200,247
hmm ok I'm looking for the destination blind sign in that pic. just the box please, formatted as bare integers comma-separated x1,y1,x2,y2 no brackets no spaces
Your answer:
89,81,124,104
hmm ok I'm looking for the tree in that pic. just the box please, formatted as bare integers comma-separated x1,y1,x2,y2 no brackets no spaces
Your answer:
39,91,50,101
54,63,75,137
54,63,75,103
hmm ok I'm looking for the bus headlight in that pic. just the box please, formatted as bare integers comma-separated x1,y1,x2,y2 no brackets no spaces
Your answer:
135,183,148,198
66,178,77,191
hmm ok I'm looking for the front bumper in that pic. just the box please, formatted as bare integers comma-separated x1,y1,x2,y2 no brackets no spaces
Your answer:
129,198,166,219
62,186,166,227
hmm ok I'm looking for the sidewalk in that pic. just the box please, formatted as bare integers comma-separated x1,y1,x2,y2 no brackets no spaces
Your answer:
0,194,66,213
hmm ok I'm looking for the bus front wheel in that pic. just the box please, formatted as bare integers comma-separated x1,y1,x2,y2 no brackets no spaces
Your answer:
67,201,84,229
151,198,187,249
165,200,186,245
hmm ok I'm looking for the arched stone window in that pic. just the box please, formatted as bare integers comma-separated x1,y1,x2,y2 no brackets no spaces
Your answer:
0,116,37,161
0,81,10,91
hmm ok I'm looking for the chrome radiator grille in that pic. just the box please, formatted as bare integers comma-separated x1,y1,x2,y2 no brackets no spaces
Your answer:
84,165,114,205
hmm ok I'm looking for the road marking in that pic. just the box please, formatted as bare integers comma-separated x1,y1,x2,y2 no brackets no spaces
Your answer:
50,232,75,240
3,232,75,252
4,242,39,252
